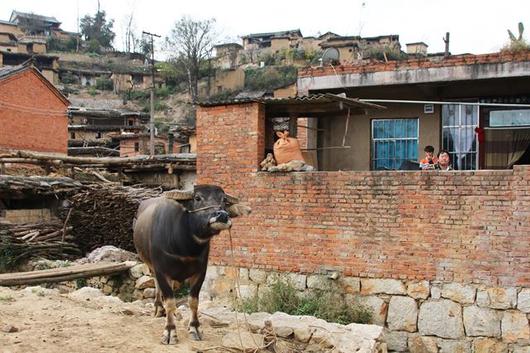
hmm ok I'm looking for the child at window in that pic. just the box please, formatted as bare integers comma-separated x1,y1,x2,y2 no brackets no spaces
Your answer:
419,145,438,170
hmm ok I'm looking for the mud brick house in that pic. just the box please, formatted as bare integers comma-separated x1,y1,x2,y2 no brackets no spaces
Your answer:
197,92,530,351
67,107,148,154
0,51,59,84
0,64,69,154
298,50,530,171
115,133,169,157
241,29,303,52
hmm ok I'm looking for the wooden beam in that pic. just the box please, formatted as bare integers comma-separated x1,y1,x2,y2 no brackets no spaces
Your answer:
3,151,196,166
0,261,136,286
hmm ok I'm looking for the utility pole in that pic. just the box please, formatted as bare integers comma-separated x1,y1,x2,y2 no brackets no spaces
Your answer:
142,30,161,156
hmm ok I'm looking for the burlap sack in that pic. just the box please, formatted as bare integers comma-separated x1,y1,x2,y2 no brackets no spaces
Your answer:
273,131,305,165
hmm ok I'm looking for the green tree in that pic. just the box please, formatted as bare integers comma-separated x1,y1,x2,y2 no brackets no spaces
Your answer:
80,10,115,49
165,16,217,102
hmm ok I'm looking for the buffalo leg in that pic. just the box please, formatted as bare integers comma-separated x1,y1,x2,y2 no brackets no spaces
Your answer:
156,273,178,345
187,273,206,341
153,278,166,317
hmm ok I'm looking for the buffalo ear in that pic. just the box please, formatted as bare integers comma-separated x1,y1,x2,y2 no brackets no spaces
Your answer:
227,203,252,218
164,189,194,200
225,193,239,205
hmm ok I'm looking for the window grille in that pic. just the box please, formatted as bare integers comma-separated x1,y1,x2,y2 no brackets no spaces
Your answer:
442,104,478,170
371,118,418,170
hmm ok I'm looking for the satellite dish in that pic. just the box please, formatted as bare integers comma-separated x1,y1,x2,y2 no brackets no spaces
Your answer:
320,48,340,66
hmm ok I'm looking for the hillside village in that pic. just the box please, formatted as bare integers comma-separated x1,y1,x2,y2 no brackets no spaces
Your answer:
0,9,457,159
1,6,530,353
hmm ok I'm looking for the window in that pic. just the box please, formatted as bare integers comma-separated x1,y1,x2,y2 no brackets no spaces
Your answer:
96,132,102,139
442,104,478,170
490,109,530,127
134,142,139,152
371,118,418,170
180,145,191,153
70,132,75,139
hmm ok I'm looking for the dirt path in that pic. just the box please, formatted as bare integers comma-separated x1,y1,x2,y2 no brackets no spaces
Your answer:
0,286,232,353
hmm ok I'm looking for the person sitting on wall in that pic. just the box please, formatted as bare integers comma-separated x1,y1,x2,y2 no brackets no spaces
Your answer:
419,145,438,170
435,150,453,171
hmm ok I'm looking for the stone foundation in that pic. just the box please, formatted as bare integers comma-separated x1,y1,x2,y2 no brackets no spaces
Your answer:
201,265,530,353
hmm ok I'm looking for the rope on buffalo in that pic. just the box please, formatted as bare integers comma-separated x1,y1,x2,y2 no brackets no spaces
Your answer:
227,228,276,353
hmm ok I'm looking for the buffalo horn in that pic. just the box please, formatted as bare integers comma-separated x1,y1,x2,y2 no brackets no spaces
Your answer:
227,203,252,218
164,189,193,200
225,193,239,205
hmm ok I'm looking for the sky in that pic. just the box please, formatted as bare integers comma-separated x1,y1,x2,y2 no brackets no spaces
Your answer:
1,0,529,58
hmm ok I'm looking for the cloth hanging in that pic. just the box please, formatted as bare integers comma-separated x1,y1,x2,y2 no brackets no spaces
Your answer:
484,128,530,169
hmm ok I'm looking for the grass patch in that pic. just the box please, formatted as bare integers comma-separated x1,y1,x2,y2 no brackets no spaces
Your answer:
239,279,372,325
75,278,88,288
0,294,14,302
175,282,190,299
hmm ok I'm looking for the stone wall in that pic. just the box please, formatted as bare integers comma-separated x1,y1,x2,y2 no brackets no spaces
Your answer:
202,265,530,353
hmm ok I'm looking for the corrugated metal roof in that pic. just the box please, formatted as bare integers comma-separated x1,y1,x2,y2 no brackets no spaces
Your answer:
198,93,385,110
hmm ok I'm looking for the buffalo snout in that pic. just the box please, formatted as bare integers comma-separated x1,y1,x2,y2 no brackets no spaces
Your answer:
209,210,231,230
212,210,229,223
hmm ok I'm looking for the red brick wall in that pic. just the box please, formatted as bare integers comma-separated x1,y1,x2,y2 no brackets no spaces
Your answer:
0,69,68,154
197,103,530,287
197,103,265,185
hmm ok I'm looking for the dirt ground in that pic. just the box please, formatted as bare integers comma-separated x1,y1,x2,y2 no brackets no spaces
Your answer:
0,286,248,353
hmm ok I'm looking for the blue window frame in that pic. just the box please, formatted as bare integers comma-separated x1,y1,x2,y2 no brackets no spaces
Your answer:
371,118,418,170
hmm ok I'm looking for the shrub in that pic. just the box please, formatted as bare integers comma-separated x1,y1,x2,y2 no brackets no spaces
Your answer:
60,72,79,85
306,49,323,64
155,86,175,99
61,86,79,96
95,78,113,91
364,45,407,61
141,99,168,112
239,278,372,325
47,37,78,52
86,39,101,54
502,22,530,53
244,66,297,91
88,86,98,96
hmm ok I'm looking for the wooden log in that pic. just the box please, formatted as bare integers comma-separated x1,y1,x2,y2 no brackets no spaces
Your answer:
8,150,196,165
0,261,136,286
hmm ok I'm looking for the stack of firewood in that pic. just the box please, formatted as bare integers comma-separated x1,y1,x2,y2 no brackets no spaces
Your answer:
68,184,163,253
5,221,73,243
0,221,81,272
0,175,83,198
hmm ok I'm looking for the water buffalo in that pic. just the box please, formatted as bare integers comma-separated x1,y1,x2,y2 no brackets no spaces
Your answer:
133,184,250,344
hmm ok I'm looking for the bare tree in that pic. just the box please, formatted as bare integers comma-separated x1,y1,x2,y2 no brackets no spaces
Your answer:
123,11,139,53
166,16,217,102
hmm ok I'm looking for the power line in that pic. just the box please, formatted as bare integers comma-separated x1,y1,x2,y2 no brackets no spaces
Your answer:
0,101,67,116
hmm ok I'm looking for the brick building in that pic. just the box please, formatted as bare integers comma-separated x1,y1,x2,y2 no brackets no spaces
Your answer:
298,50,530,171
0,64,69,154
197,97,530,350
